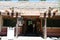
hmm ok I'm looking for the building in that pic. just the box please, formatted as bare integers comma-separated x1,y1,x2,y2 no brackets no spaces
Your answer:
0,1,60,39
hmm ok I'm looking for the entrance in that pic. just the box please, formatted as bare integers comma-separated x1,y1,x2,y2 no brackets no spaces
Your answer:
21,16,43,36
24,19,38,36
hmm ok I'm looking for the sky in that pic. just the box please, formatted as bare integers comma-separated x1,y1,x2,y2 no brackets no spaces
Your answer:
1,0,58,2
29,0,58,2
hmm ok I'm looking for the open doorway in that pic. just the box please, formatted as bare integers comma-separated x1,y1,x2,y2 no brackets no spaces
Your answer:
21,17,43,36
24,19,38,36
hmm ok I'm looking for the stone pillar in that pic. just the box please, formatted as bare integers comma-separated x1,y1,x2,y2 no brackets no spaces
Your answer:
0,15,3,32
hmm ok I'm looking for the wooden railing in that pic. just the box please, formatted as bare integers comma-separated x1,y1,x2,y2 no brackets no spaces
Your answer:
0,27,60,37
0,27,7,36
14,27,22,36
47,27,60,37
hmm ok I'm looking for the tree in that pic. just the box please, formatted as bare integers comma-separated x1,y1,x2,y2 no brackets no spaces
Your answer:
41,0,46,1
5,0,11,1
18,0,28,1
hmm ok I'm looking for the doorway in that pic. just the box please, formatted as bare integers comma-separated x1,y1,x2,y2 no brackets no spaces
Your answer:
21,16,43,36
23,19,40,36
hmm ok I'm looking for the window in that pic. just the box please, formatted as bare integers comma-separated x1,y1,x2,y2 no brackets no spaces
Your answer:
3,18,17,27
42,18,60,27
47,18,60,27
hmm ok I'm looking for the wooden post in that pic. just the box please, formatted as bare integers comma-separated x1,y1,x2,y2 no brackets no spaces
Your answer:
0,15,3,32
40,18,43,36
16,12,18,18
16,12,19,37
16,18,18,37
44,17,47,39
44,12,47,39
